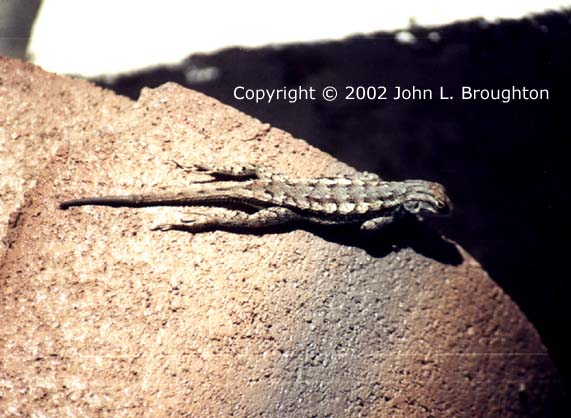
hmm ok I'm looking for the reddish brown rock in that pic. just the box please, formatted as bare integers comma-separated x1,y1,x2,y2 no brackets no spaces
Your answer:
0,57,565,417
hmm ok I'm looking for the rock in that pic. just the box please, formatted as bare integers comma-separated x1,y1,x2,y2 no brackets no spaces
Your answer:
0,57,565,417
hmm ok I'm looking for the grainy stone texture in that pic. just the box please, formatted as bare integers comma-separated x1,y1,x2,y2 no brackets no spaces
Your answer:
0,57,132,260
0,57,565,417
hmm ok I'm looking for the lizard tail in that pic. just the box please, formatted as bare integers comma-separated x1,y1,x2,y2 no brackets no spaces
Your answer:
58,186,256,209
59,194,179,209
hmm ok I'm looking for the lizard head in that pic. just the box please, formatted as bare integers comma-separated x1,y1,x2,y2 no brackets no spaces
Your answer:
401,180,452,216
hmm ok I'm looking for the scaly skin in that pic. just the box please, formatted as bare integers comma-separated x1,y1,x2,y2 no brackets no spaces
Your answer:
59,162,451,232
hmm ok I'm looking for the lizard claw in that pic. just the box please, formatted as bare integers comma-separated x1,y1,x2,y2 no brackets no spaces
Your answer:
184,163,211,173
170,160,219,182
179,218,198,224
150,223,179,231
170,159,209,171
170,159,200,172
151,218,199,231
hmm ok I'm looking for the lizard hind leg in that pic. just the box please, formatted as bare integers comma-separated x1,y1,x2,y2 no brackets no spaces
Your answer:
171,160,271,180
352,171,381,182
151,207,302,232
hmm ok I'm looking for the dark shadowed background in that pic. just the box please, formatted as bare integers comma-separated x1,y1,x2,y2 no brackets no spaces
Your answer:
93,11,571,394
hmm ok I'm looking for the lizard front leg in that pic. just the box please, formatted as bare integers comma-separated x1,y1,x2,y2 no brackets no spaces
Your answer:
152,207,302,232
360,216,395,232
171,160,271,180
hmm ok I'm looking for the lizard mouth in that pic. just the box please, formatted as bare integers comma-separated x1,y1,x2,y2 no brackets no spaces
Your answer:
435,199,452,216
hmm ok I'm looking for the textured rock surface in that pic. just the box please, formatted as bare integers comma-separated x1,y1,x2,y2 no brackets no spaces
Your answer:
0,57,565,417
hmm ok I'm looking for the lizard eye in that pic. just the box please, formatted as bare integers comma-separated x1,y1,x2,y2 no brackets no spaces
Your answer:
403,200,421,213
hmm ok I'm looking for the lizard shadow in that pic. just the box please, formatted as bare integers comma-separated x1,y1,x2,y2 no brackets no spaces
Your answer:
308,217,463,265
167,215,463,266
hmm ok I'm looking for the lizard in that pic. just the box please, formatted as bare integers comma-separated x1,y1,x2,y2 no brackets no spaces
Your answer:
58,162,451,232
